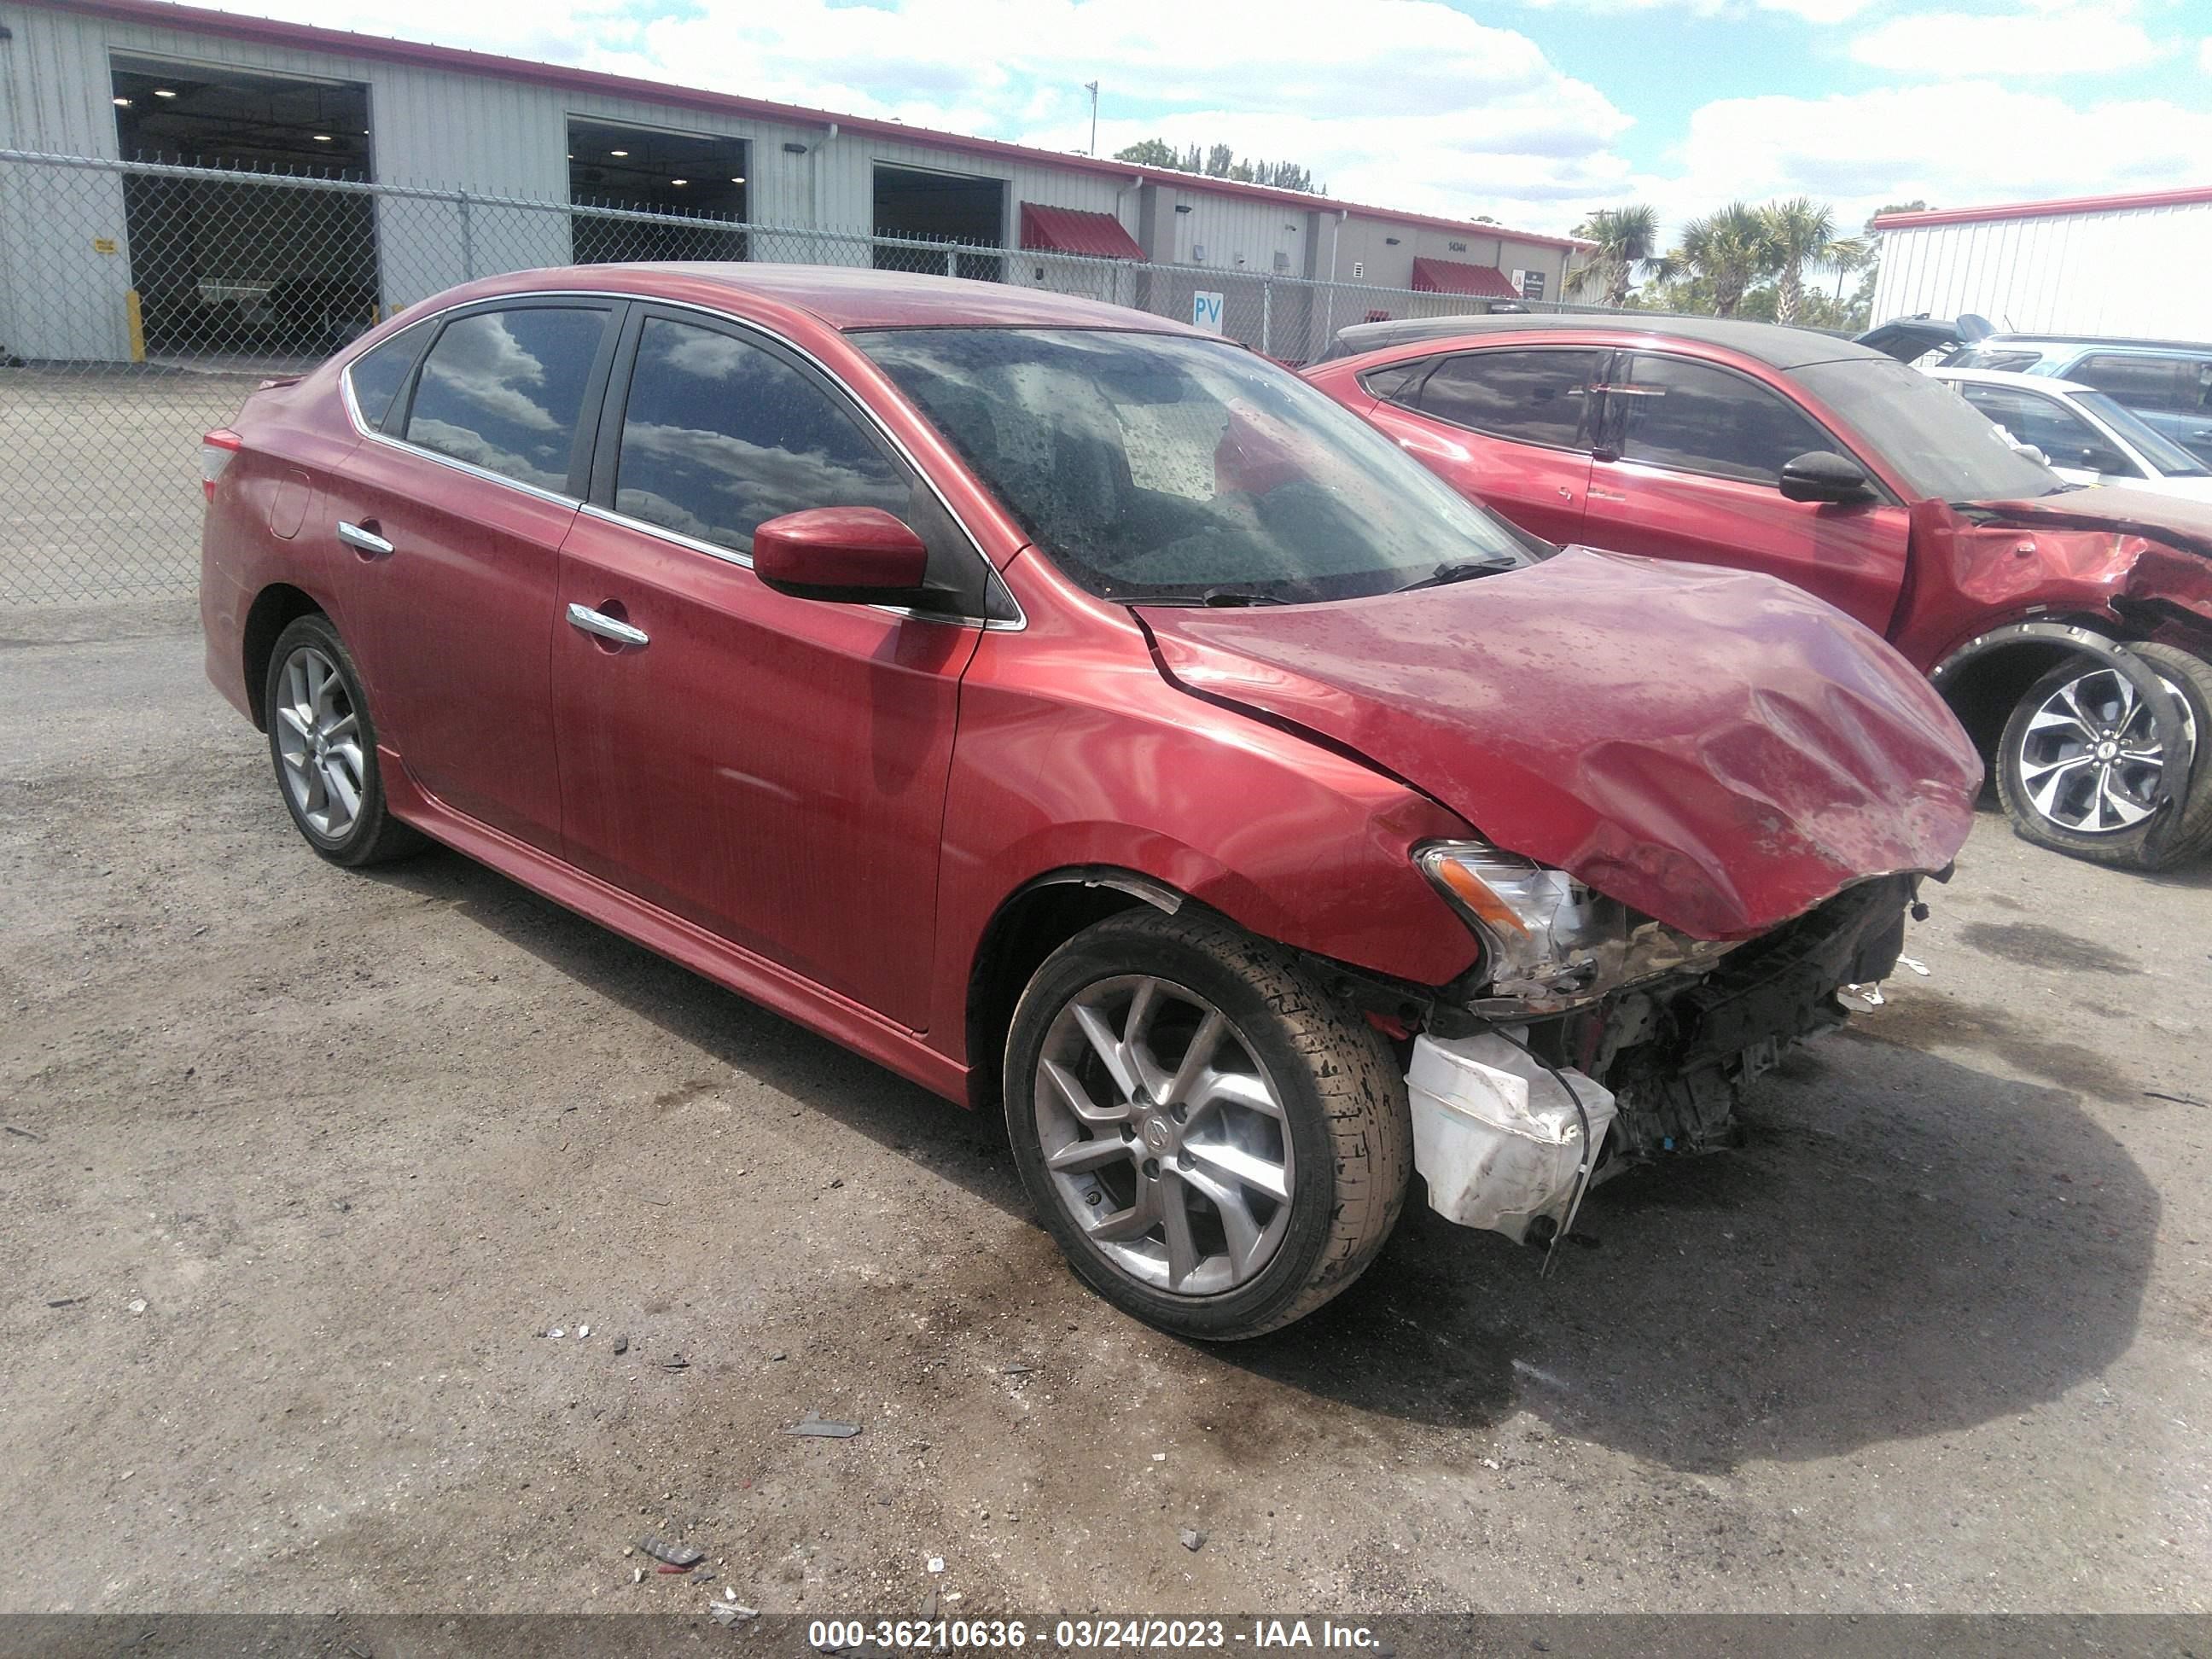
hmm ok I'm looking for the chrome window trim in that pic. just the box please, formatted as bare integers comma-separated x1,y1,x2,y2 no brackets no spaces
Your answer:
334,287,1025,632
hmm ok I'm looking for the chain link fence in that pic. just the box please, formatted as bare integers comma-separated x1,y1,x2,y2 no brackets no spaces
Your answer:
1,148,1592,605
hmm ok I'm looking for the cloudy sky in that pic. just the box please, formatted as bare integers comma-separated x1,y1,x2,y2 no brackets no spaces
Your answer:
200,0,2211,239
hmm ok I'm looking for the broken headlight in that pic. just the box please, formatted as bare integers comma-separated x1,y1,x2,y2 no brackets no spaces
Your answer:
1416,840,1738,1013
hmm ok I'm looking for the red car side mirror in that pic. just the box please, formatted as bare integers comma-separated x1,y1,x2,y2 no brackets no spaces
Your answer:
752,507,932,604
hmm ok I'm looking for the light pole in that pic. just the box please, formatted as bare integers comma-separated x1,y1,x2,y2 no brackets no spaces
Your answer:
1085,81,1099,156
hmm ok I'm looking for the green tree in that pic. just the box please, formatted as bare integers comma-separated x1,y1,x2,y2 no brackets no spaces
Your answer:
1569,204,1663,307
1673,202,1777,317
1112,138,1181,169
1760,196,1860,326
1113,138,1323,195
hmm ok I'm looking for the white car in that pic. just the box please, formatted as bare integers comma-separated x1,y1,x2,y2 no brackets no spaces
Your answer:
1927,366,2212,500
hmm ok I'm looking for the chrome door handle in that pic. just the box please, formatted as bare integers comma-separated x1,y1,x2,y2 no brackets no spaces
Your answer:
566,602,649,648
336,521,394,556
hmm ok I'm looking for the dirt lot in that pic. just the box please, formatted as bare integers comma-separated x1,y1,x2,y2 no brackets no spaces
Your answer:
2,602,2209,1621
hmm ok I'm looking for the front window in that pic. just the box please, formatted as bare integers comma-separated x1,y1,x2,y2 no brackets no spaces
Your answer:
851,328,1534,603
1790,356,2064,502
2075,391,2209,477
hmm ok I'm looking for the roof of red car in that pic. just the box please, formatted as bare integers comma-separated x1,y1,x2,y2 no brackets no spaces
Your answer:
454,262,1205,335
1321,311,1884,370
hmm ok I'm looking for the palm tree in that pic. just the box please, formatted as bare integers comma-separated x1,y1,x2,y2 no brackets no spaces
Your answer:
1569,204,1662,307
1674,202,1773,317
1761,197,1860,326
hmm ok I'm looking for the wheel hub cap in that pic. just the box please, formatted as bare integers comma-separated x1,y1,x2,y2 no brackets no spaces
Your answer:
1033,974,1295,1298
274,643,365,841
2016,667,2195,836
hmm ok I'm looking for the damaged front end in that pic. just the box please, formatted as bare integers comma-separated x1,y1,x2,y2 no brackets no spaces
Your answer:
1382,848,1924,1249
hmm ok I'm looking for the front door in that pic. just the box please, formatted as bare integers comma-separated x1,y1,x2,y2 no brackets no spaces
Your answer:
1581,350,1911,635
551,307,982,1029
323,300,619,850
1360,346,1603,545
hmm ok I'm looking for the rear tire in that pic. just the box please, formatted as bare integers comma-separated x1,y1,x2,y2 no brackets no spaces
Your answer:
1002,908,1411,1340
263,614,425,868
1994,643,2212,870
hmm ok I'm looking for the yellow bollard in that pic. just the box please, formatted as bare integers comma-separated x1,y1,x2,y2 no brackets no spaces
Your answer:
125,288,146,364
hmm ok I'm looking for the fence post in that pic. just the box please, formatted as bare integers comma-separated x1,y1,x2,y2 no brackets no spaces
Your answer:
459,189,474,281
1260,280,1272,357
945,247,957,279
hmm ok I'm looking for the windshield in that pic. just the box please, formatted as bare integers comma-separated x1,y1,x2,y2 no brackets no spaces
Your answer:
1790,356,2066,501
2075,391,2209,476
852,327,1535,603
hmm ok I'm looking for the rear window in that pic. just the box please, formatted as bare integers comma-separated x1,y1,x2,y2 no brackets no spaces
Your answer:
344,323,428,432
405,306,608,492
2068,354,2191,412
1417,349,1604,451
1949,348,2042,373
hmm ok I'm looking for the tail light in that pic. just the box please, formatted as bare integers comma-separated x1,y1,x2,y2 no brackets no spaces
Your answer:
201,429,243,503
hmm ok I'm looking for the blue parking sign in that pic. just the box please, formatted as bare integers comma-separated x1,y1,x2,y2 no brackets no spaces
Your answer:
1191,291,1225,333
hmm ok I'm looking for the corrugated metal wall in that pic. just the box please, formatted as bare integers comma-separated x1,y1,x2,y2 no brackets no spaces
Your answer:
0,0,1580,358
1873,202,2212,339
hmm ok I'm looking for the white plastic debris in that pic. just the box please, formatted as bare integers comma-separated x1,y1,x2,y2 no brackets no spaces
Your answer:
578,1324,591,1338
1897,956,1930,976
927,1557,945,1575
548,1327,566,1339
1406,1033,1616,1243
126,1299,147,1314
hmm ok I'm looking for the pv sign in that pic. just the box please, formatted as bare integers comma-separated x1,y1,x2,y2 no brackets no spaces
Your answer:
1191,290,1225,333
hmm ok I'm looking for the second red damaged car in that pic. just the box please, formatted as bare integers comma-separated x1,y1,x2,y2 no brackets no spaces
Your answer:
201,267,1978,1338
1306,314,2212,871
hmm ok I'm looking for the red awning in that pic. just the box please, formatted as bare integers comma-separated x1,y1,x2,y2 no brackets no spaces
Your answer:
1020,203,1145,260
1409,257,1522,299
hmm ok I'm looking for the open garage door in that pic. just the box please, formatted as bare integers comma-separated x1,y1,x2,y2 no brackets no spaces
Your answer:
873,164,1004,282
112,57,380,361
568,121,749,265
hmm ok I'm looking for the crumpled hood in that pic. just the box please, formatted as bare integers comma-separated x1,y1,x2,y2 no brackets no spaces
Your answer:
1970,486,2212,554
1138,548,1982,940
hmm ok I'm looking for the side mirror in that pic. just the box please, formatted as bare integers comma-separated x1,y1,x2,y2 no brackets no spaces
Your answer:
2080,446,2131,476
752,507,932,604
1778,450,1875,505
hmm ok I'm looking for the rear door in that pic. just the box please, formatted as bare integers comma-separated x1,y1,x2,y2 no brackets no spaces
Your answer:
2066,352,2212,466
1581,350,1911,634
1359,346,1602,544
325,299,619,851
551,306,985,1028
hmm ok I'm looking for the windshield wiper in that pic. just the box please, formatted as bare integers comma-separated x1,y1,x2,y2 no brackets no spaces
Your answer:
1396,558,1516,593
1137,585,1289,608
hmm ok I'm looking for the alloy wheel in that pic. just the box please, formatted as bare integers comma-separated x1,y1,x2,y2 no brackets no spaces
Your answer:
273,644,366,841
1033,975,1294,1297
2016,667,2194,835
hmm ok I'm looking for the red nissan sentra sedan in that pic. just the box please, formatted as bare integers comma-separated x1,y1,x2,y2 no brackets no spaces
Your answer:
201,266,1980,1338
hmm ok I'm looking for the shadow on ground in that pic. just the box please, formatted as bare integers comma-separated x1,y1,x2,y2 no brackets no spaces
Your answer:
374,847,2157,1477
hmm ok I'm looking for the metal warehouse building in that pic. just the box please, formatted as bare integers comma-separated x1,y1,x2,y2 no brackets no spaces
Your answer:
1871,185,2212,341
0,0,1587,364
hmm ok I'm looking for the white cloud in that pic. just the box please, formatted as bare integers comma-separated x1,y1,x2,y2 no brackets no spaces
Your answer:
1660,79,2212,232
1511,0,1877,20
1851,6,2158,75
2199,34,2212,72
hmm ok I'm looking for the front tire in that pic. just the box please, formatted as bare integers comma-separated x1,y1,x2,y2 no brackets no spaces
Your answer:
1995,643,2212,870
1003,908,1411,1340
264,614,424,868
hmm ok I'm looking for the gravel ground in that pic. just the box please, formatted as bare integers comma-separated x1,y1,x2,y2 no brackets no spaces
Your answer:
1,602,2208,1619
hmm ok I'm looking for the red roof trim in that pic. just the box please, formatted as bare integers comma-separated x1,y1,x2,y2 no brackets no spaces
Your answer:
1408,256,1521,299
1873,184,2212,230
25,0,1592,252
1019,202,1144,260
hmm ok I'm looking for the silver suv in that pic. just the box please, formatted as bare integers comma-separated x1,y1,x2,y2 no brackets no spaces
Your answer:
1947,335,2212,465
